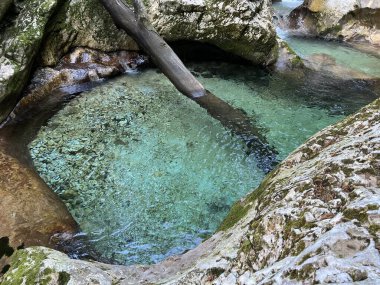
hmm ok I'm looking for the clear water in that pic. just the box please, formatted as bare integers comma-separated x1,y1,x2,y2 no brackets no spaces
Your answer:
273,1,380,78
29,62,378,265
272,0,302,14
283,36,380,78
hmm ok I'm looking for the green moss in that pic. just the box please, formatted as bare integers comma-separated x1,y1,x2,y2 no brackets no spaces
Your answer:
288,263,315,281
342,159,355,164
241,239,252,254
58,271,71,285
0,248,53,285
291,56,303,67
349,191,359,200
367,204,379,211
217,170,277,232
297,252,312,265
208,267,224,278
341,166,354,177
217,200,250,231
251,223,266,253
321,24,343,36
369,225,380,235
284,215,316,239
294,240,306,256
343,208,368,223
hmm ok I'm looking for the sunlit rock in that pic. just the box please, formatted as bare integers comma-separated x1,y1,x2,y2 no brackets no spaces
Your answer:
289,0,380,46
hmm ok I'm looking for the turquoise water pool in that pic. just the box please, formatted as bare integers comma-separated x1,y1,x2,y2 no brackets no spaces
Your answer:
29,62,378,265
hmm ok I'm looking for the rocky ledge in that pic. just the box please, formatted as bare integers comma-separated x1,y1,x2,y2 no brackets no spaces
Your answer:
1,95,379,283
42,0,278,66
289,0,380,46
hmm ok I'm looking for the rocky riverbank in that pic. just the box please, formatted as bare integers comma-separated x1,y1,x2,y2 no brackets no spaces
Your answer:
288,0,380,46
1,96,379,284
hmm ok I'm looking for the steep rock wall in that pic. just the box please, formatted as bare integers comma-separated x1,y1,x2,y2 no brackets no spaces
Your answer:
41,0,278,66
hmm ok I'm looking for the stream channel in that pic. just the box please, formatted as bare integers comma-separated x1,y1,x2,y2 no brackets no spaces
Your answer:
24,1,380,265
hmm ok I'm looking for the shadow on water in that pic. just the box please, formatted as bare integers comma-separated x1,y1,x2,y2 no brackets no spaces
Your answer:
189,62,380,116
196,90,278,173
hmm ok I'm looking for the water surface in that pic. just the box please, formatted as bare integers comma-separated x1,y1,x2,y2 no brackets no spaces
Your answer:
29,60,378,265
274,0,380,78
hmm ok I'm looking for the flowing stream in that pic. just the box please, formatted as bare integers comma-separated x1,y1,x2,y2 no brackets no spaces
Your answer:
27,0,380,266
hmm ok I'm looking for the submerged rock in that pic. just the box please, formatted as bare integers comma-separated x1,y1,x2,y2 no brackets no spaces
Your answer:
289,0,380,46
2,96,379,283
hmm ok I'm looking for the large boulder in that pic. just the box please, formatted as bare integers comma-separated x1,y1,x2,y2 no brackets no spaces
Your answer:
39,0,139,66
2,97,379,284
0,137,78,273
148,0,278,65
0,0,60,123
289,0,380,45
41,0,278,66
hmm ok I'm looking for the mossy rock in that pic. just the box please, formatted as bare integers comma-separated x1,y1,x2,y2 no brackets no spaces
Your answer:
0,0,60,122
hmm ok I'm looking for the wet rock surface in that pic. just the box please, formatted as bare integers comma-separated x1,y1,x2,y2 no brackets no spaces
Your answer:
6,47,146,125
2,97,379,283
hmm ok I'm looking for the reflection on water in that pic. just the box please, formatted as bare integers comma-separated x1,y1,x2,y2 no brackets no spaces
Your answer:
29,61,378,265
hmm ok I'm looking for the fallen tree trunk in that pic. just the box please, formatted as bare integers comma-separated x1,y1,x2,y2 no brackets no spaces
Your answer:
99,0,278,172
197,91,278,173
99,0,205,99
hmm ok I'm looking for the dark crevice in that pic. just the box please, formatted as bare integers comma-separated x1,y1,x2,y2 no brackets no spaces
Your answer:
168,40,253,65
